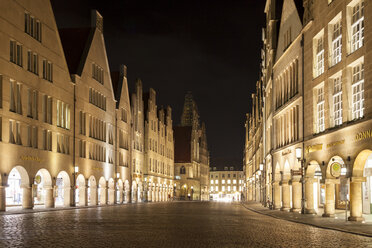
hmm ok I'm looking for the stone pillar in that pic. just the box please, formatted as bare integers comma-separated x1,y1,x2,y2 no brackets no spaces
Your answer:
89,186,97,206
349,177,365,221
100,187,107,205
0,186,6,211
44,187,55,208
82,185,88,206
108,188,115,205
70,186,75,207
22,186,33,209
322,180,336,217
148,190,152,202
291,178,302,212
281,181,290,211
305,178,316,214
273,182,281,209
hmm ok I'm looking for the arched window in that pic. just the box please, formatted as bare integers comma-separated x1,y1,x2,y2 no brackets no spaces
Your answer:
180,166,186,174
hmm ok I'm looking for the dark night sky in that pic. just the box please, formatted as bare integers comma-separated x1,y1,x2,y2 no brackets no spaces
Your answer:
51,0,266,169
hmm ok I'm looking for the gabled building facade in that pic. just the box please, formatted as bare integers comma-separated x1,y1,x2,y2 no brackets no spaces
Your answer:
143,89,174,202
174,92,210,201
0,0,75,210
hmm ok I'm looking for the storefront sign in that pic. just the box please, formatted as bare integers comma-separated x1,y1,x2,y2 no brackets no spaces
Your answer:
355,129,372,141
291,169,302,176
282,149,291,156
326,139,345,148
330,162,341,178
20,155,42,163
305,144,322,154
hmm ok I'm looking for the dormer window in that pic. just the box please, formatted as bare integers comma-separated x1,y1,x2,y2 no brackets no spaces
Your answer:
25,13,42,42
92,63,104,84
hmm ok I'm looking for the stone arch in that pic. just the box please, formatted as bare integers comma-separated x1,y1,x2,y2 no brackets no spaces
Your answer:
108,178,115,205
351,149,372,217
274,163,281,182
6,166,30,209
306,160,322,178
34,168,53,208
352,149,372,178
88,176,97,206
55,171,71,207
98,177,107,205
283,160,291,175
76,174,86,206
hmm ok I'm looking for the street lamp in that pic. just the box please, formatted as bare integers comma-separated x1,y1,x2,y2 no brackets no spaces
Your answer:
296,147,306,214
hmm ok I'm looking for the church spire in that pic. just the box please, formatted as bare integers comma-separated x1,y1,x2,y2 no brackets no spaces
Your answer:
180,91,199,127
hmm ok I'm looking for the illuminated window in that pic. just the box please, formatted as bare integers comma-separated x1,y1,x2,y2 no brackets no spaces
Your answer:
233,180,237,184
228,186,231,192
57,100,70,130
333,76,342,126
210,180,213,184
239,186,242,191
352,62,364,119
227,180,231,184
317,85,325,132
233,186,236,191
351,0,364,53
215,186,218,191
222,180,225,184
331,19,342,66
313,31,324,78
222,186,225,191
211,186,214,191
215,180,218,184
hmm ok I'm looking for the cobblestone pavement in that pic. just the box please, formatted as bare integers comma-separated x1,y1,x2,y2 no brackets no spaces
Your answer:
0,202,371,248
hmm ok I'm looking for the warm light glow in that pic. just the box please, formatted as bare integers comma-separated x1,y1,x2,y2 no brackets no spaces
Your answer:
191,186,194,189
258,171,261,176
74,166,79,173
116,173,120,178
341,167,347,176
296,147,302,159
259,163,263,171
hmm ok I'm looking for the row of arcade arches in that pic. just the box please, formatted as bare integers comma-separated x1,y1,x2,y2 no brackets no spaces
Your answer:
5,166,132,210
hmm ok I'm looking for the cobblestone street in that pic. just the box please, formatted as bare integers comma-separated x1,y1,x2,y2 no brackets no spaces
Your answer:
0,202,371,248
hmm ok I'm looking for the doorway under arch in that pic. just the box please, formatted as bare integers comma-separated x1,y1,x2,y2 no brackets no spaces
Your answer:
108,178,115,205
98,177,107,205
34,168,53,208
6,166,30,209
88,176,97,206
55,171,71,207
75,174,86,206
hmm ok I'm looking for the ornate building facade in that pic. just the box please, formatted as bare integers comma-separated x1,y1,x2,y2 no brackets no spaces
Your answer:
0,0,178,211
143,88,174,202
245,0,372,222
174,92,210,201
